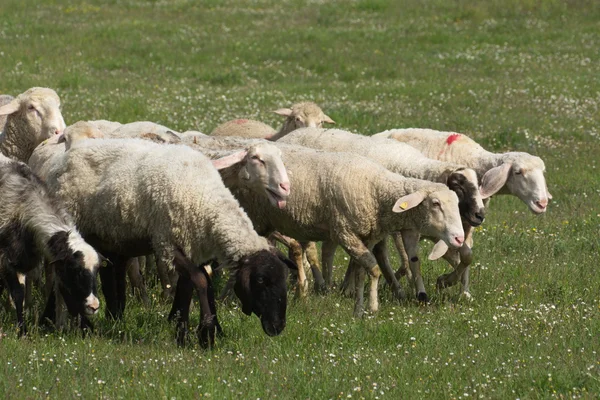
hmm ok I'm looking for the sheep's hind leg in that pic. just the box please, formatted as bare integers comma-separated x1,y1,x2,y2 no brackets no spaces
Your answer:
303,241,326,294
372,238,405,302
4,271,27,335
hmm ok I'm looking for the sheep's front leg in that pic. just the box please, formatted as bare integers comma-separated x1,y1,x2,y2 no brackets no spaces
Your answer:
372,238,405,301
437,226,474,298
270,232,307,298
459,225,475,299
401,230,428,302
392,232,412,282
4,271,27,335
303,241,326,294
168,274,194,347
341,237,381,317
126,258,150,306
321,241,337,289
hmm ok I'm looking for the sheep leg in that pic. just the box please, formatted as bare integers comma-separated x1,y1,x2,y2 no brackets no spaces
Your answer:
372,238,405,302
321,240,337,289
339,261,355,297
458,225,475,299
98,253,128,319
303,241,326,294
352,260,366,318
39,287,57,330
342,237,381,316
392,232,412,282
44,260,54,299
4,271,27,335
115,259,128,317
401,230,428,302
156,253,174,299
98,261,118,319
126,258,150,306
271,232,307,298
168,274,194,347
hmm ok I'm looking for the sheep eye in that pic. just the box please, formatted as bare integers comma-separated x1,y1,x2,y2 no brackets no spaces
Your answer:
432,199,441,207
514,170,522,175
257,277,264,284
28,105,36,111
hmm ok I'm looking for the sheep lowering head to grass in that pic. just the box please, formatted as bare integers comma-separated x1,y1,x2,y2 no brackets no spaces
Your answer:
29,133,296,347
0,87,65,162
0,154,104,335
210,101,335,141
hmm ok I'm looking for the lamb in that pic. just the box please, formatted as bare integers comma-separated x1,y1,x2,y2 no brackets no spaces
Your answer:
279,128,503,301
210,101,335,140
0,154,104,335
0,87,66,162
374,128,551,297
185,137,465,316
28,133,294,347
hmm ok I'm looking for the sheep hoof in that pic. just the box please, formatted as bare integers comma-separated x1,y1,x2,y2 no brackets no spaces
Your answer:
459,291,473,302
314,281,328,295
353,307,364,319
436,274,452,290
417,292,429,303
392,288,406,302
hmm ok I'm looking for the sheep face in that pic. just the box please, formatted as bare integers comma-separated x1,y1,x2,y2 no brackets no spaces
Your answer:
480,153,550,214
48,231,101,317
59,121,105,150
234,250,294,337
447,168,485,227
505,158,550,214
0,88,66,144
394,189,465,248
241,144,290,209
274,101,335,131
423,190,465,248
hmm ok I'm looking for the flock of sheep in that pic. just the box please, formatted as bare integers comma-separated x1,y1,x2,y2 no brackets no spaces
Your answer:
0,87,550,348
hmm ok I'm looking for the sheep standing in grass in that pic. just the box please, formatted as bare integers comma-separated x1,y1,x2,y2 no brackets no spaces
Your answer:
279,128,504,301
0,154,103,335
92,123,292,297
374,128,551,297
29,132,294,347
0,87,65,162
211,101,335,140
186,137,465,316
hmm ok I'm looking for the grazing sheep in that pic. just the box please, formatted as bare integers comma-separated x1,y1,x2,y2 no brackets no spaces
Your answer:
29,134,294,347
374,128,551,297
210,101,335,140
0,154,103,335
279,128,503,301
185,137,465,317
0,87,65,162
89,123,292,297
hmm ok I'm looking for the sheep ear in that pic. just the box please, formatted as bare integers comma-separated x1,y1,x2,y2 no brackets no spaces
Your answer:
273,108,293,117
211,150,248,170
322,114,335,124
57,134,66,144
392,192,426,213
234,269,253,316
428,240,448,260
0,99,20,116
480,163,512,199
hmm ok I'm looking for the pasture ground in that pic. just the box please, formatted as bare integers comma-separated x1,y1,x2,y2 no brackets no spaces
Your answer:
1,0,599,398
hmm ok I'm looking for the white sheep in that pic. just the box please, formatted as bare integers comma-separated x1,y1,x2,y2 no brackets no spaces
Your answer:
0,87,65,162
279,127,506,301
0,154,103,335
210,101,335,140
374,128,551,297
185,137,465,317
28,133,294,347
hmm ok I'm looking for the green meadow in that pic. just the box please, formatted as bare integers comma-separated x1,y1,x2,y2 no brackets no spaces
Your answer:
1,0,599,398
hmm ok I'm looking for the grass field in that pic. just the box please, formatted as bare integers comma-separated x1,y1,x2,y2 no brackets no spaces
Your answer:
1,0,600,398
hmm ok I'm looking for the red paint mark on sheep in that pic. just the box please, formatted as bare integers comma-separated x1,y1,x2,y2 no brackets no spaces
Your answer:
446,133,461,145
234,119,249,125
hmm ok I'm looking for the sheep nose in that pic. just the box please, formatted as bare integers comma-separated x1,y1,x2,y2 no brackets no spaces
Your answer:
454,235,465,247
279,182,290,195
536,198,548,209
475,211,485,223
54,128,63,136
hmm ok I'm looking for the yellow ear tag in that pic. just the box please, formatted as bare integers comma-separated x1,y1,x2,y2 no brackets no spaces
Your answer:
101,261,108,267
399,202,408,210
